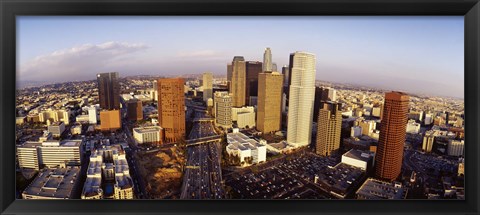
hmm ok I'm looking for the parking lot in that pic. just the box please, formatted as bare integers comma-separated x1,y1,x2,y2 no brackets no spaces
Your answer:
225,153,340,199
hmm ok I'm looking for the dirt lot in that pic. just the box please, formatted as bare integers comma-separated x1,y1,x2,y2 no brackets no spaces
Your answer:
135,146,185,199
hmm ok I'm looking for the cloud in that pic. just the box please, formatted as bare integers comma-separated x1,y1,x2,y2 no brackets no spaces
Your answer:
18,41,148,82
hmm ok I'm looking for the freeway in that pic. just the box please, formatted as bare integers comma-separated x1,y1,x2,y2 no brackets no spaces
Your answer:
180,112,225,199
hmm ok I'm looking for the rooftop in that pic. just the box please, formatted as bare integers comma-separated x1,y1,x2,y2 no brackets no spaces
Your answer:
356,178,405,200
133,126,162,134
23,166,80,199
343,149,374,162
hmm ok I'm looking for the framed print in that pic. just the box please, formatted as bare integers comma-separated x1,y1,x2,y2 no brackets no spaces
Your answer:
1,0,479,215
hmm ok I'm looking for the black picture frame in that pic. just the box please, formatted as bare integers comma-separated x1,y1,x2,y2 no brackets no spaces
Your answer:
1,0,479,215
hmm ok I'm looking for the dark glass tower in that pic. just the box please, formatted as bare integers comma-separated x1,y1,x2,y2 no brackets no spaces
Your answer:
97,72,120,110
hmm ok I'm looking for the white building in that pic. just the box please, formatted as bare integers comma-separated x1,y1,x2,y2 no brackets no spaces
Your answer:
341,149,375,171
406,119,421,134
133,126,163,145
372,107,382,118
82,145,134,199
232,106,256,129
38,109,70,125
448,140,464,157
425,113,434,125
350,126,363,137
226,128,266,165
88,106,98,124
214,91,233,129
287,51,316,147
328,88,337,101
17,140,84,170
263,47,272,72
202,72,213,102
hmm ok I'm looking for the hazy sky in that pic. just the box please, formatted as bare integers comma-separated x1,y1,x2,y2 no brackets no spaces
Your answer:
17,16,464,98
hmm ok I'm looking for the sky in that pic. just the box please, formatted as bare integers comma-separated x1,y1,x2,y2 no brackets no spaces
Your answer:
17,16,464,98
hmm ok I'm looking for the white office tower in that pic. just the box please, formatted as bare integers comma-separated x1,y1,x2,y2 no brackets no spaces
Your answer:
88,106,98,124
328,88,337,101
202,72,213,102
263,47,273,72
287,51,316,147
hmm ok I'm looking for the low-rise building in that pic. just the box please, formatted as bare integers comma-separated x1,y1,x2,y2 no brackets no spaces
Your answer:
17,140,84,170
341,149,375,171
22,166,81,199
133,126,163,145
356,178,406,199
226,128,266,165
48,121,65,137
448,140,464,157
81,145,134,199
406,119,421,134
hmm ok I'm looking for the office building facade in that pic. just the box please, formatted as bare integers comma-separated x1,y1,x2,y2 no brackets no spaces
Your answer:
286,52,316,147
375,92,409,181
203,72,213,102
316,102,342,156
97,72,120,110
257,72,283,133
214,91,233,129
230,56,246,107
157,78,186,143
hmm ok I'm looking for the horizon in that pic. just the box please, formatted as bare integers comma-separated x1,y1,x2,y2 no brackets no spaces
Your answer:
17,16,464,98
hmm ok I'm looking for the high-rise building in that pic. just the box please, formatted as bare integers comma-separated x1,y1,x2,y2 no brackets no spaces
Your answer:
227,64,233,92
281,65,289,86
157,78,186,143
202,72,213,102
230,56,246,107
263,48,272,72
127,99,143,121
97,72,120,110
287,52,316,147
245,61,262,105
257,72,283,133
100,110,121,131
272,63,278,72
375,92,409,182
88,106,98,124
214,91,233,129
316,102,342,156
313,87,330,122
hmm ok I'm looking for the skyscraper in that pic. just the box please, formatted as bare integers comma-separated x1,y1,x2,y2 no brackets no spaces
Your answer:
157,78,186,143
227,64,233,92
375,91,409,182
281,65,289,87
287,52,316,147
257,72,283,133
231,56,246,107
245,61,262,105
263,48,272,72
203,72,213,102
313,87,330,123
316,102,342,156
213,91,233,129
97,72,120,110
127,99,143,121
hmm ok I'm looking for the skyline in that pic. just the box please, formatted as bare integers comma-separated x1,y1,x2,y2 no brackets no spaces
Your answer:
17,16,464,98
